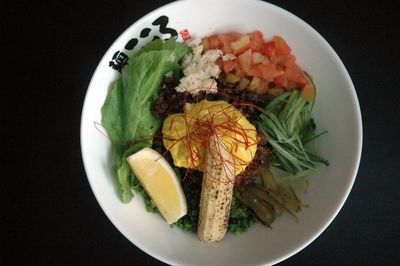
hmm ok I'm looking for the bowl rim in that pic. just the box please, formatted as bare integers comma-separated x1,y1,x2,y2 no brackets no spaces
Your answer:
80,0,363,265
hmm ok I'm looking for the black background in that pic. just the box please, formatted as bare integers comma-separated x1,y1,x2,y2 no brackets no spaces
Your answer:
2,0,400,265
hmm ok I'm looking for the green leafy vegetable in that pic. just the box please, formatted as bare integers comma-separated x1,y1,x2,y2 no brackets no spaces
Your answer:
258,89,329,177
112,142,150,203
102,50,189,143
101,38,190,203
112,144,132,203
134,37,190,60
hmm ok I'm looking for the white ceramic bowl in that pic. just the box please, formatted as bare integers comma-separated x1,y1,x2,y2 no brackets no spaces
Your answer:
80,0,362,265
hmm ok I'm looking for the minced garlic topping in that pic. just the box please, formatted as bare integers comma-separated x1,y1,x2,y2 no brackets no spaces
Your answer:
175,38,222,95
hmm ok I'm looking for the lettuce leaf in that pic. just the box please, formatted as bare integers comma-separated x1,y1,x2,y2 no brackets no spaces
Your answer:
101,39,190,202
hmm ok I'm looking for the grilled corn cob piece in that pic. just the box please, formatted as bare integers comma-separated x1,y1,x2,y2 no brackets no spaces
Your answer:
197,134,235,243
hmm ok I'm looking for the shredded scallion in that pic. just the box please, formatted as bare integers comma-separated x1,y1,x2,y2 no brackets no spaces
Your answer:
258,89,329,177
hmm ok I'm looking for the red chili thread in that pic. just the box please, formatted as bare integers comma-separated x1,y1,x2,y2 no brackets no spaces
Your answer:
163,101,259,186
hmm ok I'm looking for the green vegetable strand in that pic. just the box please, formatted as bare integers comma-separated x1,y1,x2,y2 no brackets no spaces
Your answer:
258,90,329,177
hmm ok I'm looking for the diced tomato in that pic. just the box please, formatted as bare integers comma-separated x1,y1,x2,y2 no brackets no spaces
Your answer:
230,35,251,55
271,54,295,67
205,33,241,54
215,57,224,69
286,80,299,90
274,64,307,89
248,76,262,91
248,77,267,93
234,68,246,78
257,63,283,82
202,38,210,51
208,35,222,49
257,81,268,94
223,59,238,73
273,74,287,87
228,32,242,41
249,31,264,52
249,65,262,77
274,35,291,55
212,31,306,94
238,49,252,74
286,65,307,86
218,34,234,53
251,52,269,65
283,54,296,67
270,55,285,65
239,77,251,89
260,41,276,58
226,73,240,83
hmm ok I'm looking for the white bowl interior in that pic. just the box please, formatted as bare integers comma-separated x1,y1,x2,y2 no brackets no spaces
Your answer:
81,0,362,265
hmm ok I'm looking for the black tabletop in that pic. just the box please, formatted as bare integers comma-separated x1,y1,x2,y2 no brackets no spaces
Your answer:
2,0,399,265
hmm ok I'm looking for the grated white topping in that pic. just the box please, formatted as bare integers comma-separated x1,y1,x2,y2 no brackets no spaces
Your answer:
175,38,222,95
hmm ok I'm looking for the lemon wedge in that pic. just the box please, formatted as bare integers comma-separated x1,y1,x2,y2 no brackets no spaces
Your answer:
126,147,187,224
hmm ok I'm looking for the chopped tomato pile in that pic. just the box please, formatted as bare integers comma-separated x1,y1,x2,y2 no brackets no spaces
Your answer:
202,31,308,94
